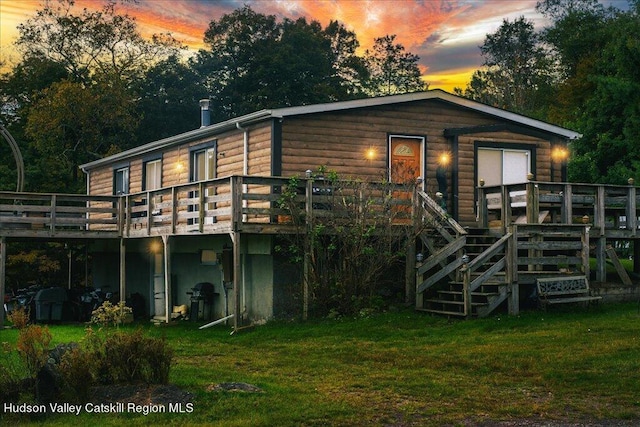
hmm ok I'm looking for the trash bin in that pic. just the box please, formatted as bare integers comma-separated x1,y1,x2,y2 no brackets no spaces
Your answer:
34,287,68,322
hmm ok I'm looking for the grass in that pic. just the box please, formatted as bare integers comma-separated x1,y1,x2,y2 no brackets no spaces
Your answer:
2,303,640,426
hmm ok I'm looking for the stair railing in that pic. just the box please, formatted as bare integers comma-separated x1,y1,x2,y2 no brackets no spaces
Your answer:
460,232,512,316
415,191,468,303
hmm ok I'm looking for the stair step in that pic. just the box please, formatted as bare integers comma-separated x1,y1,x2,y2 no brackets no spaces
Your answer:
437,290,500,298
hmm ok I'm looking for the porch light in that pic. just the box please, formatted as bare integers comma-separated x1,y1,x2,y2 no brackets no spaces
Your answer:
176,161,184,172
149,240,162,254
365,147,376,160
629,178,635,186
438,152,451,167
552,147,569,163
416,253,424,263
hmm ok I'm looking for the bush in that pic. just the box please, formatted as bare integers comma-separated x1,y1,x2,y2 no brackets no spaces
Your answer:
61,327,173,388
91,301,132,327
16,324,52,379
7,305,30,329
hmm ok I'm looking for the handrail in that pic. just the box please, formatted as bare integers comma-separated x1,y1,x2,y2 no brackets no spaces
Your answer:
416,190,467,237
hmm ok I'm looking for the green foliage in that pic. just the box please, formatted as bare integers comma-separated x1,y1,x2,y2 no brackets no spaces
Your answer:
277,170,422,317
456,16,556,117
90,301,133,328
0,341,25,403
86,327,173,385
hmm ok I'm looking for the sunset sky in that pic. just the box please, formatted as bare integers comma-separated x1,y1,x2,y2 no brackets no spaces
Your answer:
0,0,630,92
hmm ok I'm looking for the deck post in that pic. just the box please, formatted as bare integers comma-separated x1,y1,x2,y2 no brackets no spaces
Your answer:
626,184,636,236
231,231,242,330
526,181,539,224
119,238,126,303
303,178,314,320
0,237,6,327
594,186,607,282
405,239,416,305
477,185,487,228
162,235,172,323
561,184,573,224
507,226,518,315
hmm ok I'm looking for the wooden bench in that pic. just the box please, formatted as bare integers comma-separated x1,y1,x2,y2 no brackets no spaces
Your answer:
536,276,602,309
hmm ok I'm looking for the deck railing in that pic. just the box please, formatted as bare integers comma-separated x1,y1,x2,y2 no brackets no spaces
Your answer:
0,176,417,238
477,180,639,237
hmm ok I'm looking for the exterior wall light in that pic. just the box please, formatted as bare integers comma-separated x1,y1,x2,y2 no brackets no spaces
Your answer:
365,147,376,160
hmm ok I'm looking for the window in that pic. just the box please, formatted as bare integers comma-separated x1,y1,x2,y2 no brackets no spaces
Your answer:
191,146,216,182
143,159,162,191
189,143,217,224
114,166,129,195
144,158,162,215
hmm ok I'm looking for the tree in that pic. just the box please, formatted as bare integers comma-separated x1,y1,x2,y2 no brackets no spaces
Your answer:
564,8,640,184
197,6,369,118
15,0,182,86
456,17,556,116
134,55,204,143
363,35,427,96
24,77,138,193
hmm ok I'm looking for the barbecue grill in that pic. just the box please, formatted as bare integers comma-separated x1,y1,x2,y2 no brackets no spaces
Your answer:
187,282,217,321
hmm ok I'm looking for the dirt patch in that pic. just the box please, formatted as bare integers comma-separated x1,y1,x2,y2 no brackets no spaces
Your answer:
89,384,193,406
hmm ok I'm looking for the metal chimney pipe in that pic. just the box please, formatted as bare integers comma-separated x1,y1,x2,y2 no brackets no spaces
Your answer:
199,99,211,128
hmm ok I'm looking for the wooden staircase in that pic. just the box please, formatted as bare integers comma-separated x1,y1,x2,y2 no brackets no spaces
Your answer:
417,227,511,317
414,191,512,318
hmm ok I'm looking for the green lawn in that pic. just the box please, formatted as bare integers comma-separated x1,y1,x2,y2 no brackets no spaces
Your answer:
2,303,640,426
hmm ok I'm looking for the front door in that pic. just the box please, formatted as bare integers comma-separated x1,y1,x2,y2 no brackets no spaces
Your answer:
389,136,424,221
390,136,423,184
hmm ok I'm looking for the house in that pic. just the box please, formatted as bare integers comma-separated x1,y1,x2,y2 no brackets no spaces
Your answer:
3,89,635,327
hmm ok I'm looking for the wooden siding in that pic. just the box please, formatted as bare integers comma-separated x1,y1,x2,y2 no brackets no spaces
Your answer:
280,100,557,226
86,122,273,198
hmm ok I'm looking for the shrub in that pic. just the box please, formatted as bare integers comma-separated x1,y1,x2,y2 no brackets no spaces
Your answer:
7,305,30,329
16,324,52,378
59,346,96,402
49,326,173,402
100,328,173,384
91,301,132,327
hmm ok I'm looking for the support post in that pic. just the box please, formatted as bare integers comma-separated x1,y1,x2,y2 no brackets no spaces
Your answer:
595,237,607,283
0,237,6,327
119,238,126,303
507,226,519,315
303,178,313,320
627,184,637,236
231,232,242,330
162,235,172,323
477,184,487,228
405,239,416,306
561,184,573,224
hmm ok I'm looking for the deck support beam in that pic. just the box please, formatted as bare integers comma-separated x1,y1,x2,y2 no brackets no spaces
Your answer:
0,237,6,327
119,238,126,303
162,235,172,324
231,232,242,331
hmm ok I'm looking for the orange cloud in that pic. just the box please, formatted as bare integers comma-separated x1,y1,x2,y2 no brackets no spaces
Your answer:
1,0,545,92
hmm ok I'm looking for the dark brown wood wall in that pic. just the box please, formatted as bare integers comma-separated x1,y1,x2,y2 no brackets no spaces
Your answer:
279,100,554,226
